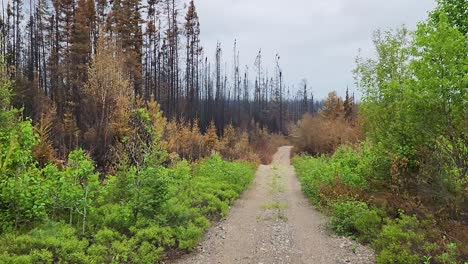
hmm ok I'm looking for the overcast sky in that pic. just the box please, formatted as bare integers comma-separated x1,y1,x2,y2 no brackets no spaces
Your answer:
194,0,436,99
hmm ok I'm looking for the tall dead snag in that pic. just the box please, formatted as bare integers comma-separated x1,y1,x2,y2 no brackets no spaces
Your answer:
184,0,200,127
275,54,283,134
144,0,160,100
161,0,180,119
253,50,260,125
214,42,224,135
233,40,242,127
301,79,308,115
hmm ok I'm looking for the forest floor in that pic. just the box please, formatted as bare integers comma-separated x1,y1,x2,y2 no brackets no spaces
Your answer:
167,146,374,264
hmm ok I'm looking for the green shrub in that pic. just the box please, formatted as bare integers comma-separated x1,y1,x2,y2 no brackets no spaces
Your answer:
330,200,383,243
330,145,368,187
292,154,332,204
292,145,368,206
195,153,255,193
0,254,32,264
353,208,382,243
128,225,171,263
176,223,204,250
436,242,458,264
90,203,133,232
130,241,163,264
30,249,53,263
0,146,255,262
0,222,88,263
373,213,437,264
87,227,128,263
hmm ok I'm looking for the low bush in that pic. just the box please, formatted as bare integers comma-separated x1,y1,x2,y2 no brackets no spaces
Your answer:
164,120,287,165
216,125,262,164
291,114,357,155
248,125,289,164
292,145,465,263
0,153,255,263
373,213,438,264
330,200,383,243
0,222,89,263
292,145,368,206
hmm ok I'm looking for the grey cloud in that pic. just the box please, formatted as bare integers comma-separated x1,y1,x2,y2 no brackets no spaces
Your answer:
194,0,436,99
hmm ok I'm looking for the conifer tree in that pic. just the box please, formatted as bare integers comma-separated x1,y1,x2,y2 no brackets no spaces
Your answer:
108,0,143,96
343,87,353,121
70,0,93,127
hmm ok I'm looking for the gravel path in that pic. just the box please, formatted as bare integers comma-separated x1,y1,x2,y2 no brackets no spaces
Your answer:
167,146,374,264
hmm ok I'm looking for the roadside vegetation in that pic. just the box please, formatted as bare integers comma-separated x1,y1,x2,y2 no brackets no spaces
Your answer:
292,1,467,263
0,59,263,262
0,6,290,261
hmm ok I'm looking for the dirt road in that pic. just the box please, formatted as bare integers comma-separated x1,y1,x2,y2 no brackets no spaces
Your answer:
169,146,374,264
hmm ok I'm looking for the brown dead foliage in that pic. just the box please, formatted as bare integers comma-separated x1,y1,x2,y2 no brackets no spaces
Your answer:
248,124,289,164
291,113,361,156
164,120,287,164
32,106,58,167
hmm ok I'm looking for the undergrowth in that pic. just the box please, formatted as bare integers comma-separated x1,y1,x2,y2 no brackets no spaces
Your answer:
0,154,255,263
292,145,466,264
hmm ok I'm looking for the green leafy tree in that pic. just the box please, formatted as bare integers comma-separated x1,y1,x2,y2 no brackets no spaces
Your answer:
353,27,414,158
354,1,467,211
411,12,468,180
66,150,100,235
44,150,99,235
0,61,49,231
430,0,468,35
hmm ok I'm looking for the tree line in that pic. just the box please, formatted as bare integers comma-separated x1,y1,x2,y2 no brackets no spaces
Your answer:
0,0,325,156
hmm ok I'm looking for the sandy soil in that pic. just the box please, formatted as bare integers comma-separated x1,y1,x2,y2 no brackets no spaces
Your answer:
167,146,374,264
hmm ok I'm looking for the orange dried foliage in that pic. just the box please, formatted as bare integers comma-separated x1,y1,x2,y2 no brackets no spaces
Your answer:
217,125,261,164
164,119,209,162
32,107,58,167
163,120,286,164
292,113,361,155
247,123,288,164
